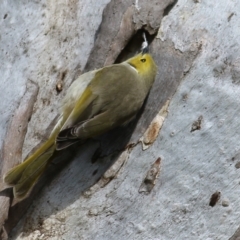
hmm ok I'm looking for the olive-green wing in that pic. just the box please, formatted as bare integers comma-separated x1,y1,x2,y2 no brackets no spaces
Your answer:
56,86,98,149
56,63,141,150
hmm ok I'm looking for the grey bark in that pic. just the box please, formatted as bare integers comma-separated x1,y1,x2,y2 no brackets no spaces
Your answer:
1,0,240,239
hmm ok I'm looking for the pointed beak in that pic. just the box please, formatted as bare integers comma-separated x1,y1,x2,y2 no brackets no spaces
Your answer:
141,32,149,54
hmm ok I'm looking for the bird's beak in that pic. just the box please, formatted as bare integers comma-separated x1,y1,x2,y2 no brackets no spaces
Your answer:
141,32,149,54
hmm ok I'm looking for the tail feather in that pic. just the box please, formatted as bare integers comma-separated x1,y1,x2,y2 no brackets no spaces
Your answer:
4,137,56,199
14,146,55,199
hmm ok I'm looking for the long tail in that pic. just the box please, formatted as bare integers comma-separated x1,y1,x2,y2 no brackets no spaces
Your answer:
4,135,56,199
2,114,66,200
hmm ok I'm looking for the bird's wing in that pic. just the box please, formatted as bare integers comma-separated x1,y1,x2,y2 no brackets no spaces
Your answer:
56,84,99,149
61,86,97,130
56,64,140,150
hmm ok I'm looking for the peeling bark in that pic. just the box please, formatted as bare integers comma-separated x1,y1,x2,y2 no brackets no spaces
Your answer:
0,81,39,240
1,0,240,239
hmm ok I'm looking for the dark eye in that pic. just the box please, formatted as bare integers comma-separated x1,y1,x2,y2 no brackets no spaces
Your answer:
140,58,146,62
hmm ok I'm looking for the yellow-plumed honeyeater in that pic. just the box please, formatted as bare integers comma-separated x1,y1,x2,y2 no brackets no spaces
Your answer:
3,36,157,199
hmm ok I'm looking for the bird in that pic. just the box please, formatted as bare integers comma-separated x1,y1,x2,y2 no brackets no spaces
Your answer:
3,33,157,199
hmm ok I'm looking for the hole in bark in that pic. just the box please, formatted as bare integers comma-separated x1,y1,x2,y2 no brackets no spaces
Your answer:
235,162,240,169
92,169,98,176
209,191,221,207
115,29,157,63
191,115,203,132
61,70,67,81
163,0,178,17
91,147,102,163
3,13,8,19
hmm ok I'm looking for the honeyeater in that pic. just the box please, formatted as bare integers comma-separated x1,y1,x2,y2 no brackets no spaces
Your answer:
3,35,157,199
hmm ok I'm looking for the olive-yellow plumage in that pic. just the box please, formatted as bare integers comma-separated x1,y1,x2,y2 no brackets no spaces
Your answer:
3,48,157,199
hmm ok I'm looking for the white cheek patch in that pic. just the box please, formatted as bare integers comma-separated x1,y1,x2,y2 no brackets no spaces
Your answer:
128,63,138,73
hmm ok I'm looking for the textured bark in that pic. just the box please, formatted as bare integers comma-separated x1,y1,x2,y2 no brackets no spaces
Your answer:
1,0,240,239
0,81,39,239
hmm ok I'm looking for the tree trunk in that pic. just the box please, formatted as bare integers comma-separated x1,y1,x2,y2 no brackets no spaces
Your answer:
1,0,240,239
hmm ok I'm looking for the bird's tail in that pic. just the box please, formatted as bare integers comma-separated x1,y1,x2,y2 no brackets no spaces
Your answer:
4,134,56,199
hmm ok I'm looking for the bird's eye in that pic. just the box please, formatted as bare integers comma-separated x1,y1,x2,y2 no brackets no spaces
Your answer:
140,58,146,63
